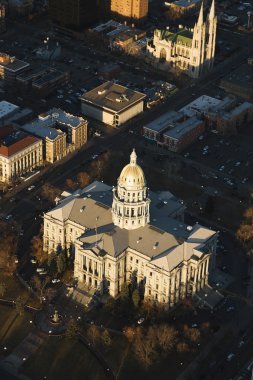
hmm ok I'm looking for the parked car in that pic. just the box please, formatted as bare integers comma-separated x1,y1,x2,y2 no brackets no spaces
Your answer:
137,317,145,325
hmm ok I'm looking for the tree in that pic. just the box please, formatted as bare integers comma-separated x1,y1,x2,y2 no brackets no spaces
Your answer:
120,283,129,301
65,318,80,340
101,329,112,348
65,178,76,190
77,172,90,189
30,234,47,263
87,324,100,346
236,224,253,244
132,289,140,308
156,324,178,351
141,299,155,319
40,183,61,203
134,329,157,368
15,296,26,315
56,253,66,274
123,326,136,343
184,327,201,343
0,283,6,297
176,342,189,352
32,275,50,303
0,220,18,275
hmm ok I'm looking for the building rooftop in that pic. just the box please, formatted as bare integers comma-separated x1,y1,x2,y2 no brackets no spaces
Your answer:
166,0,201,8
163,116,202,140
0,53,29,73
21,108,86,140
143,110,182,133
0,125,40,157
180,95,222,117
81,81,146,113
220,63,253,98
0,101,19,119
155,28,193,46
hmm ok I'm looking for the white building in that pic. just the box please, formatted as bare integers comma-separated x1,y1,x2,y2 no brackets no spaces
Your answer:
147,0,217,78
0,125,42,183
43,150,218,306
81,81,145,127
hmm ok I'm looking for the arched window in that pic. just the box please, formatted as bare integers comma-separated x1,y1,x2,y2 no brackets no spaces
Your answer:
160,48,167,62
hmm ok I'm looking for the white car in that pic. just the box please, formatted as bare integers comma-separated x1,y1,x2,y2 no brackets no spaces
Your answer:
36,268,45,273
30,258,36,264
52,279,60,284
227,353,235,361
137,317,145,325
94,131,102,137
92,154,98,160
28,185,35,191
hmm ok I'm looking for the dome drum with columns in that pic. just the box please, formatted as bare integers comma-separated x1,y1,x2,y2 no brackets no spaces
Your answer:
112,149,150,230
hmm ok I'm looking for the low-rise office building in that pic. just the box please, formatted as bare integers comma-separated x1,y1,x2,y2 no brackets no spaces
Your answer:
81,81,145,127
20,108,87,163
0,101,20,126
143,110,204,152
0,53,29,83
0,125,42,183
220,63,253,100
180,95,253,134
16,67,70,97
165,0,201,15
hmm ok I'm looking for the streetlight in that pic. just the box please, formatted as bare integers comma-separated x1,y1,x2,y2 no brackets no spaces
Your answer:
247,11,251,30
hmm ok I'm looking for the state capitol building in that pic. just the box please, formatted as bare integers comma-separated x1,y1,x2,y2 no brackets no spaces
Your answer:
43,150,218,306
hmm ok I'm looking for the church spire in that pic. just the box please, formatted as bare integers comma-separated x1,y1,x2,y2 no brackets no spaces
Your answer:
209,0,215,20
197,1,204,26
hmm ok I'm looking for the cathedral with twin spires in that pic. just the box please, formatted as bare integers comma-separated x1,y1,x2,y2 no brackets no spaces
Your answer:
43,150,217,306
147,0,217,78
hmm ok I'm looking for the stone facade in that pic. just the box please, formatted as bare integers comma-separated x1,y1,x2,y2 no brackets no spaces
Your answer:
147,0,217,78
43,150,218,307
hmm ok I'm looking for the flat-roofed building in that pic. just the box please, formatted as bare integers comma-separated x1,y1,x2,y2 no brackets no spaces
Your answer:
111,0,148,20
81,81,145,127
0,53,29,83
220,63,253,100
165,0,201,14
163,117,204,152
0,125,42,183
16,67,70,97
180,94,253,134
143,110,182,142
20,108,87,163
143,109,204,151
0,101,20,126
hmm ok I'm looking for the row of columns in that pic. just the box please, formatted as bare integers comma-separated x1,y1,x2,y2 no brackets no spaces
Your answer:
12,150,38,176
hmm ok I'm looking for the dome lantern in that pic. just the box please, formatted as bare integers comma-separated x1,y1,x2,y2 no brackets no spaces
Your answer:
112,149,150,230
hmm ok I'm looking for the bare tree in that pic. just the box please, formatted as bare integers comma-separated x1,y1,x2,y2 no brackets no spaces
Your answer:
40,183,61,203
184,327,201,343
134,329,157,368
32,275,50,303
123,326,136,343
77,172,90,189
0,221,18,275
15,296,26,316
101,329,112,348
66,318,80,340
30,234,47,263
0,283,6,297
156,324,178,351
65,178,76,190
176,341,190,352
87,324,100,346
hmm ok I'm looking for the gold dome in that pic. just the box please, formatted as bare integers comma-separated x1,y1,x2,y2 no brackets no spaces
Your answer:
118,149,146,190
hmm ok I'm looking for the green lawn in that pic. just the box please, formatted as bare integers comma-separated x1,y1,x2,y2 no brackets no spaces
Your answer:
23,337,106,380
0,306,33,353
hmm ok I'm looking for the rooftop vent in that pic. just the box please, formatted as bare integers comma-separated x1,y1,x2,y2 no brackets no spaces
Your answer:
187,226,193,231
153,242,159,249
